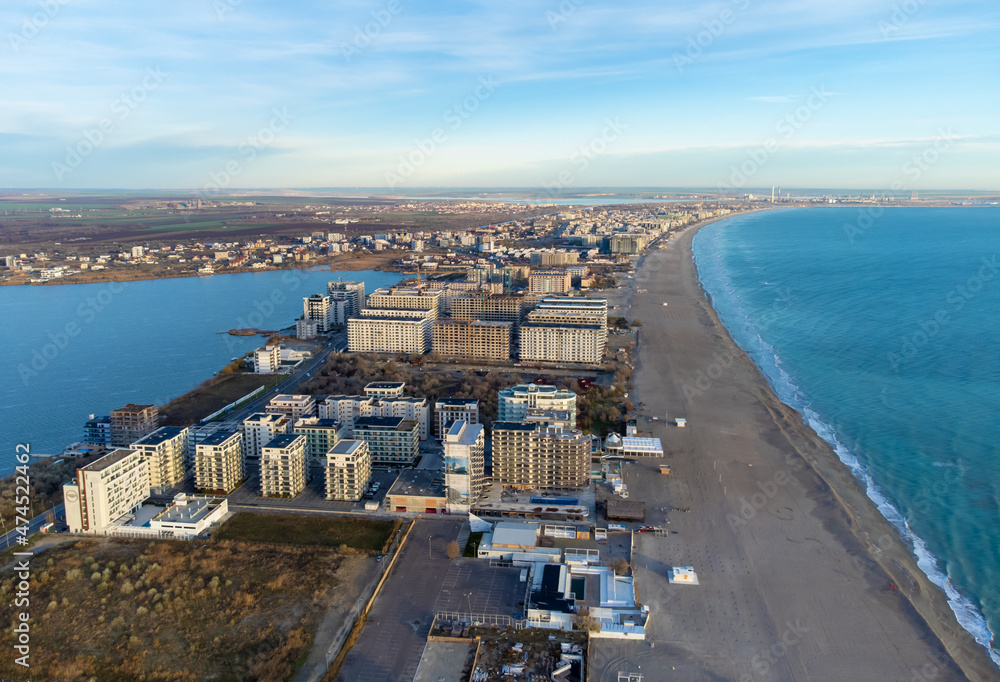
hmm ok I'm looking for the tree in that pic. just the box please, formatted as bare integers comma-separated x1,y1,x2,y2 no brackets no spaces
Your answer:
610,557,630,574
446,540,461,561
631,319,643,327
573,606,602,633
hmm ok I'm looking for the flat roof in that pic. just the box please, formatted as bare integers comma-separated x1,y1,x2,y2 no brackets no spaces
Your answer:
329,439,365,456
492,521,539,547
387,468,445,498
606,499,645,520
111,403,156,413
365,381,405,389
621,437,663,453
263,434,303,449
244,411,286,423
200,430,239,446
491,421,540,432
85,448,137,472
294,417,342,429
436,398,479,406
152,496,223,525
132,426,186,446
354,416,416,430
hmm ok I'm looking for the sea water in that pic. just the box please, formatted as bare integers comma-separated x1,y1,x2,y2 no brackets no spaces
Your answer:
0,268,401,472
693,206,1000,666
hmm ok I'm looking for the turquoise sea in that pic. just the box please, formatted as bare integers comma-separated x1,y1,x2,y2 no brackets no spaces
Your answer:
0,268,401,470
693,206,1000,666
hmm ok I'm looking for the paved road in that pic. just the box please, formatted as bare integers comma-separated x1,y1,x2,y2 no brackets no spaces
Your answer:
0,503,64,549
336,519,464,682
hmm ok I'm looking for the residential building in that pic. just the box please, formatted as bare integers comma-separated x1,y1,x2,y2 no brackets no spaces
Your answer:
366,286,440,318
529,270,572,295
83,414,112,448
608,233,650,254
260,434,307,498
110,403,159,447
130,426,189,492
434,398,480,439
242,412,290,459
450,294,525,326
529,250,579,266
533,297,608,326
266,394,316,421
293,416,346,464
352,416,419,466
194,430,245,493
491,423,590,490
327,280,366,318
325,439,372,501
519,324,606,364
64,449,151,533
498,385,577,426
296,318,320,340
443,421,485,514
347,308,433,354
303,293,339,332
432,319,512,361
254,344,282,373
364,381,405,398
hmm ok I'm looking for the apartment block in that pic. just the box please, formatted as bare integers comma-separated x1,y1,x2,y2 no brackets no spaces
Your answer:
64,449,151,533
491,423,590,490
325,439,372,501
296,318,320,340
352,416,420,466
130,426,189,492
260,434,308,498
434,398,480,439
498,384,578,426
293,416,346,464
432,319,511,361
254,345,281,373
443,420,485,513
327,280,366,318
534,297,608,326
450,295,526,326
347,308,433,354
519,324,606,364
303,293,336,332
529,270,572,295
266,394,316,421
83,414,112,448
364,381,405,398
242,412,290,459
194,430,245,494
110,403,159,447
366,287,441,318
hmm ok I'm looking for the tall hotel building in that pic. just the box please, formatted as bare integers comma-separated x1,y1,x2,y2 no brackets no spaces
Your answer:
528,270,572,295
491,423,590,490
431,319,512,361
519,297,608,365
64,449,151,533
347,308,433,353
242,412,290,460
327,280,366,318
450,294,526,327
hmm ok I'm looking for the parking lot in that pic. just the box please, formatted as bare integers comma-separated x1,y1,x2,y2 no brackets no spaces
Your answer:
227,467,400,513
432,560,527,618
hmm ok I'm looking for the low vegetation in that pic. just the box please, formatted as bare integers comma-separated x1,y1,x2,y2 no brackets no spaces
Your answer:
159,372,278,426
0,455,96,522
0,538,343,681
213,512,398,553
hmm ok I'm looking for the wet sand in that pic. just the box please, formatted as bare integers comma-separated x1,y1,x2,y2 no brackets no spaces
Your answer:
612,216,998,680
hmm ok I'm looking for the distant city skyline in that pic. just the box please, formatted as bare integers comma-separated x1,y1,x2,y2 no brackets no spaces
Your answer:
1,0,998,190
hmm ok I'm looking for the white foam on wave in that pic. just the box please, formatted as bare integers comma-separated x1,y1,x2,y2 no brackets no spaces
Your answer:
692,230,1000,668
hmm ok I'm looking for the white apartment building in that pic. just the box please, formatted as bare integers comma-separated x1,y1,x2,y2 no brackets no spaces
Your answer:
254,345,282,373
519,324,606,364
498,384,578,426
242,412,290,459
317,384,430,440
296,318,320,340
367,287,441,318
303,293,334,332
194,430,245,494
443,421,485,514
325,439,372,501
260,434,308,498
347,308,433,354
130,426,189,492
327,280,366,318
292,416,346,464
434,398,480,439
266,394,316,421
64,449,151,533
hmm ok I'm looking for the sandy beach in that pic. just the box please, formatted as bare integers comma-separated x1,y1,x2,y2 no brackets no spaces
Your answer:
591,216,998,681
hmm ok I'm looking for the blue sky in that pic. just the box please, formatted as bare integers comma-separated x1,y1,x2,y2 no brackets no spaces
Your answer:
1,0,997,190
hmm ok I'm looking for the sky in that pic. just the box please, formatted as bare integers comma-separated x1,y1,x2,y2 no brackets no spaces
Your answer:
1,0,998,191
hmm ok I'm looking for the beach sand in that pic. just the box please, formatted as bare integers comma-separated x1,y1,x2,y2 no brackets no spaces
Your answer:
590,216,997,681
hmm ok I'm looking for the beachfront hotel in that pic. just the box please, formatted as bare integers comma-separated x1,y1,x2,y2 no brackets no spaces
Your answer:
242,412,291,459
64,448,151,533
260,433,308,498
194,430,245,494
325,439,372,501
498,384,578,427
491,422,591,490
431,318,512,361
109,403,159,447
352,416,420,466
519,321,606,365
434,398,480,439
347,308,434,354
130,426,190,492
443,420,486,513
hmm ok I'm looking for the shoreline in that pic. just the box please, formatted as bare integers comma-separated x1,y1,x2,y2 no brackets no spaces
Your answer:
649,213,997,679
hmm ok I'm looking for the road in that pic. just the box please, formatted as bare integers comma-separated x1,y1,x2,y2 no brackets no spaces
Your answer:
0,503,64,549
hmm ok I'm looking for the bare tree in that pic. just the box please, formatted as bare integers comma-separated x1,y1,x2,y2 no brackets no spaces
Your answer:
446,540,461,560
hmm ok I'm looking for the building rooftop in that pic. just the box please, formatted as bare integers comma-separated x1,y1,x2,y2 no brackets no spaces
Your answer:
492,521,539,548
491,421,542,432
365,381,405,390
199,430,240,447
244,411,287,423
354,416,417,431
387,468,445,498
152,495,224,525
329,439,365,456
436,398,479,407
131,426,186,447
263,434,304,450
84,448,138,472
621,437,663,454
111,403,156,415
294,417,342,430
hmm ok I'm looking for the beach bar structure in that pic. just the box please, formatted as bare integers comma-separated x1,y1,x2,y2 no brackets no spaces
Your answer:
605,499,645,522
